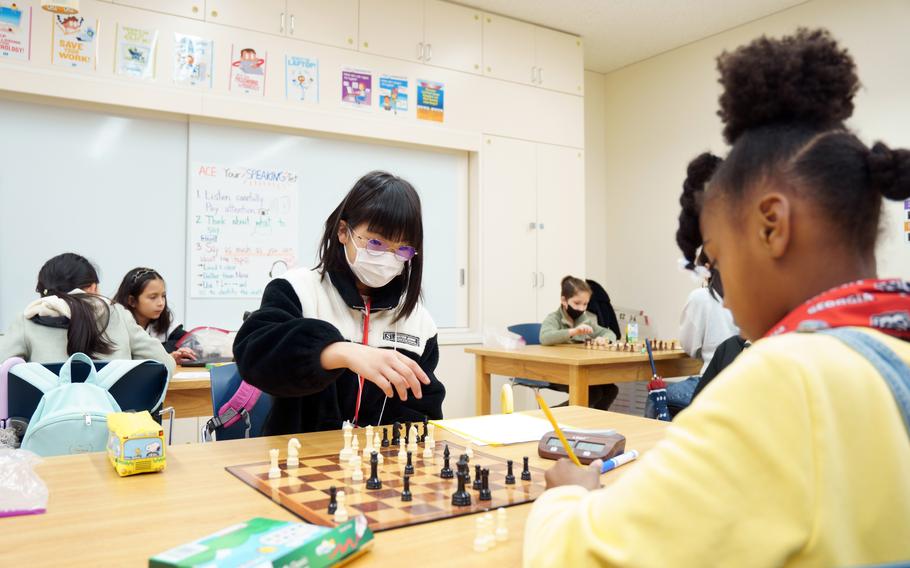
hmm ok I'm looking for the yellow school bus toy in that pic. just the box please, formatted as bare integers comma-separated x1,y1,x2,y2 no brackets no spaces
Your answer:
106,411,166,477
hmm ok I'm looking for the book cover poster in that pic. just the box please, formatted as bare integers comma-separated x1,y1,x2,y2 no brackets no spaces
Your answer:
229,45,267,96
285,55,318,103
0,2,31,61
341,68,371,109
174,33,213,88
379,75,408,116
416,79,444,123
51,13,97,70
115,24,157,78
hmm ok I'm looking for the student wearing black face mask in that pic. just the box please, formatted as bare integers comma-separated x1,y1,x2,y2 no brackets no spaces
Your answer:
538,275,618,410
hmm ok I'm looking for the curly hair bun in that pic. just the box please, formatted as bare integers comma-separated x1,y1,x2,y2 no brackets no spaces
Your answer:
676,152,722,265
716,28,859,145
867,142,910,201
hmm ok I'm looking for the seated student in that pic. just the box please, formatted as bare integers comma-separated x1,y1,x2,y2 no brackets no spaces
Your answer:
0,253,175,377
524,29,910,566
113,267,196,365
540,276,618,411
234,171,445,434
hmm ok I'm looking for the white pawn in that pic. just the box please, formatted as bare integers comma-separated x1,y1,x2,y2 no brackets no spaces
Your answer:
422,439,434,459
287,438,301,468
473,516,489,552
374,432,384,464
348,454,363,481
351,433,360,459
427,423,435,441
397,439,407,462
495,507,509,542
351,464,364,482
465,440,474,460
484,513,497,549
340,425,353,461
333,490,348,523
268,448,280,479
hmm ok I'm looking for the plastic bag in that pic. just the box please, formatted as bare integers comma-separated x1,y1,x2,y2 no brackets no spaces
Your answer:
483,328,525,350
175,326,235,359
0,449,48,517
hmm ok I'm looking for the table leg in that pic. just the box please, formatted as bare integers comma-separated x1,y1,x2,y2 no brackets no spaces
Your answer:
475,355,491,415
567,366,589,408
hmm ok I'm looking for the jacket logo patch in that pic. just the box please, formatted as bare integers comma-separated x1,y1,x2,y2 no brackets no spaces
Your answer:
383,331,420,347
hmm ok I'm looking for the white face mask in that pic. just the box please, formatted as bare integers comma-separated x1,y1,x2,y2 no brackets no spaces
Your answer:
346,233,406,288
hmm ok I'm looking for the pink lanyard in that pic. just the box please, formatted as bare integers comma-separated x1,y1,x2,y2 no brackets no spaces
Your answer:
352,298,371,425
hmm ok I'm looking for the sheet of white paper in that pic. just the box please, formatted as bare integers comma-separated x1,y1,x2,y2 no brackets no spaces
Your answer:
173,371,210,379
431,413,574,446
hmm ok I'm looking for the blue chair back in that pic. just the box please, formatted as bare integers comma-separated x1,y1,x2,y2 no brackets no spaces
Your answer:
508,323,542,346
7,360,169,421
208,363,273,440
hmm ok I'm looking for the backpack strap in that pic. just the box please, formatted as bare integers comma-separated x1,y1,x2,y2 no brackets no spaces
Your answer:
820,328,910,436
202,380,261,441
94,359,170,411
7,362,64,395
0,357,26,425
58,352,98,385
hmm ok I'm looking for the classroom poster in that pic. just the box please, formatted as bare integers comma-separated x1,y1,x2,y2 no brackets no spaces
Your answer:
379,75,408,116
189,163,299,298
229,45,267,96
114,24,158,79
173,33,213,88
341,68,371,109
0,2,31,61
285,55,318,103
416,79,444,123
51,13,97,70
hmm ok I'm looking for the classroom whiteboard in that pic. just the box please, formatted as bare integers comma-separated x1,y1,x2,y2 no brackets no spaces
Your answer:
0,97,467,331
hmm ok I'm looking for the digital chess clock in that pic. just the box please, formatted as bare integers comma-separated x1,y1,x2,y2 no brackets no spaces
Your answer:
538,429,626,464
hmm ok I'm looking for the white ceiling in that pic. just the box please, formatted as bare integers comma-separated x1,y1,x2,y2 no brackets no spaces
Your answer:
457,0,809,73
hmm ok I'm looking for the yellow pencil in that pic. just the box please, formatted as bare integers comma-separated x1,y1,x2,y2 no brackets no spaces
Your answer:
535,392,583,467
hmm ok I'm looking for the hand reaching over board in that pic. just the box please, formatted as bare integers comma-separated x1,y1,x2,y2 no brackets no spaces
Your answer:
320,342,430,401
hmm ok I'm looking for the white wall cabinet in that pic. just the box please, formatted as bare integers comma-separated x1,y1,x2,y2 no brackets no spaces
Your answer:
358,0,424,61
205,0,287,35
113,0,204,20
286,0,358,49
481,136,586,331
483,13,583,95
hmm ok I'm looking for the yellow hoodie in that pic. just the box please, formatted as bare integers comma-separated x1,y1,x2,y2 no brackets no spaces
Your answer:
524,329,910,567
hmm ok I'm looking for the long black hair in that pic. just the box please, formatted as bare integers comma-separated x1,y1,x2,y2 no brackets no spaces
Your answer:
35,253,115,357
707,28,910,252
112,267,173,336
316,171,424,321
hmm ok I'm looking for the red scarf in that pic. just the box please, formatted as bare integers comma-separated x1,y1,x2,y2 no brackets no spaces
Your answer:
765,278,910,340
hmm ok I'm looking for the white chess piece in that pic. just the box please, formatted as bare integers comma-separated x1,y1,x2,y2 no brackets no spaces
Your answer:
484,513,497,549
427,423,435,440
287,438,301,468
397,439,407,461
495,507,509,542
268,448,280,479
422,440,434,459
465,440,474,460
373,432,384,464
407,425,419,453
351,463,364,482
351,433,360,458
340,426,353,461
363,431,374,459
333,490,348,523
473,516,489,552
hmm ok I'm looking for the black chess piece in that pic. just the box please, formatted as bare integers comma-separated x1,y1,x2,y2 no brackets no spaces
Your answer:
473,464,483,491
421,415,429,442
366,452,382,490
440,445,454,479
327,486,338,513
401,475,412,502
458,456,470,485
451,471,472,507
404,451,415,475
404,421,412,445
392,422,401,446
381,427,390,448
521,456,531,481
505,459,516,484
479,468,491,501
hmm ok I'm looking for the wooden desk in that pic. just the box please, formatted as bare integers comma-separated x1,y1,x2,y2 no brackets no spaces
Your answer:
467,345,702,414
10,407,669,567
163,366,213,419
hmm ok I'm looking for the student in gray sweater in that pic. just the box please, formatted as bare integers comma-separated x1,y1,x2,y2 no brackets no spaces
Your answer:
0,253,174,376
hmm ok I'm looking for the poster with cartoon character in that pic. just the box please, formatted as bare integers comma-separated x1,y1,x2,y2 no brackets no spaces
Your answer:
0,1,31,61
341,68,371,109
174,33,213,88
379,75,408,116
285,55,318,103
115,24,157,79
51,13,97,70
229,44,267,96
417,79,444,123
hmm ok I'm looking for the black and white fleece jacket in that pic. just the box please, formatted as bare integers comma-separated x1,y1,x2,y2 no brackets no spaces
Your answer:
233,267,445,435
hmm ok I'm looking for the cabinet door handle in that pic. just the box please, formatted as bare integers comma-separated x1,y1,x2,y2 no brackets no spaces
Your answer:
280,12,285,33
426,43,432,62
538,272,545,288
532,272,538,288
290,14,295,35
417,42,424,60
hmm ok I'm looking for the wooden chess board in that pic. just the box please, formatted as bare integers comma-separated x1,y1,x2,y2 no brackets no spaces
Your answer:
226,442,547,532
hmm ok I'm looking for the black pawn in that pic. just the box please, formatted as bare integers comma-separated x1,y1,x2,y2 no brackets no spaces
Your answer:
404,421,412,445
451,471,472,507
327,486,338,513
521,456,531,481
404,451,415,475
381,427,390,448
392,422,401,446
401,475,412,502
472,464,483,491
479,468,491,501
421,415,429,442
440,445,453,479
505,459,516,485
366,452,382,490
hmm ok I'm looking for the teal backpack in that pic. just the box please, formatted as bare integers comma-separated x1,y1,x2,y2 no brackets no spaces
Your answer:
14,353,157,457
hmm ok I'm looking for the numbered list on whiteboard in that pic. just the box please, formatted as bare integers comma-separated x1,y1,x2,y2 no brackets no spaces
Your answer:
190,163,298,298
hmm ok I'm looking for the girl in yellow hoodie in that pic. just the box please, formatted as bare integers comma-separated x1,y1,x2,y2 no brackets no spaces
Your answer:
524,28,910,567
